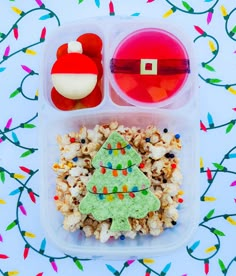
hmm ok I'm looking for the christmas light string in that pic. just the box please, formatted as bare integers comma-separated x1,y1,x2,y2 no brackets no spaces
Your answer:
220,6,236,41
10,66,39,101
2,166,90,272
78,0,100,8
0,113,38,157
0,269,20,276
163,0,219,22
105,259,170,276
105,260,136,276
200,145,236,201
194,27,236,95
194,28,219,72
200,114,236,132
187,142,236,274
0,34,45,68
218,257,236,275
187,211,236,275
0,167,39,200
0,3,60,43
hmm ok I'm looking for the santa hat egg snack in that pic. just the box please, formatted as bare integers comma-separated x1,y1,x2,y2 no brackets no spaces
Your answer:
51,52,98,100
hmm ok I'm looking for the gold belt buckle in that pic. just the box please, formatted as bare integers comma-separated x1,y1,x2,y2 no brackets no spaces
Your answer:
140,59,158,75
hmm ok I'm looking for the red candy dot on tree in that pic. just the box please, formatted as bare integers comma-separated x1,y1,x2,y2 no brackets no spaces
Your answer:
56,43,68,59
51,87,77,111
77,33,102,57
80,85,102,108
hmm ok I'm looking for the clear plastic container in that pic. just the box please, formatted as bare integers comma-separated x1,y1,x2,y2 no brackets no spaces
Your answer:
39,17,199,259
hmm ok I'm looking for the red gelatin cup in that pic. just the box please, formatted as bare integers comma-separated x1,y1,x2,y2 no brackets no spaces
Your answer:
110,28,191,107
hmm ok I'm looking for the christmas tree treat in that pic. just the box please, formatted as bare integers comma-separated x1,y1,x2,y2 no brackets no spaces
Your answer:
79,131,160,231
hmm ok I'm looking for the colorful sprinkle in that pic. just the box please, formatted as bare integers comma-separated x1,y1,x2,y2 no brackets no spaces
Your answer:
178,198,184,203
171,163,177,169
54,195,59,200
92,186,97,193
145,137,151,142
120,235,125,240
163,128,168,133
70,137,76,143
139,162,145,168
175,134,180,139
80,138,86,144
72,156,78,162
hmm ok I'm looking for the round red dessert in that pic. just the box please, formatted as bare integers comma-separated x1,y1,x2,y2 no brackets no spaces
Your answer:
110,28,190,106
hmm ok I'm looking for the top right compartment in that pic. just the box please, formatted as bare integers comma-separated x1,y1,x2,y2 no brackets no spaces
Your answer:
107,19,197,109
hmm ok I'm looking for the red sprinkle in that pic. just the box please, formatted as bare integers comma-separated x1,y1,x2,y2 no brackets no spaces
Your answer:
139,162,145,169
70,137,76,143
178,198,184,203
171,163,177,169
54,195,59,200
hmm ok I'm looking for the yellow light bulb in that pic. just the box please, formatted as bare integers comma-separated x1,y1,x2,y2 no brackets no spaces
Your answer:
204,196,216,202
11,7,23,15
208,40,216,53
163,9,174,18
8,271,19,276
205,245,217,253
227,86,236,95
143,258,155,264
220,5,228,17
13,173,25,179
24,231,36,238
226,216,236,225
25,49,37,55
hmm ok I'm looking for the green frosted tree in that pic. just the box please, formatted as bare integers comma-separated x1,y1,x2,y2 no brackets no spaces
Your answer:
79,131,160,231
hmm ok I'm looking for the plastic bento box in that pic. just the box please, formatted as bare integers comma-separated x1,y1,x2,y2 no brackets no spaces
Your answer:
39,16,199,259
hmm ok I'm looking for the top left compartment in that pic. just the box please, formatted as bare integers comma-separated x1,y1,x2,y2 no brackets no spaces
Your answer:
40,20,106,112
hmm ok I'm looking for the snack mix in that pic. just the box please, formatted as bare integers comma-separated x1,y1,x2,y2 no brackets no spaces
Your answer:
53,121,183,243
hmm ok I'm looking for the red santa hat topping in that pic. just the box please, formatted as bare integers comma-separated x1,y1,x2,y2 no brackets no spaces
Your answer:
51,53,98,99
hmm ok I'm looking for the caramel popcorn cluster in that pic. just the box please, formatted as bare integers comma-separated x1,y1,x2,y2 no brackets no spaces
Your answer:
53,122,184,242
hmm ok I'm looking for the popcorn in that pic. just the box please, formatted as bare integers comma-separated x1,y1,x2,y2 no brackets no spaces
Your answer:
148,145,167,160
53,122,183,242
63,211,83,232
